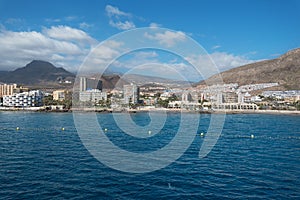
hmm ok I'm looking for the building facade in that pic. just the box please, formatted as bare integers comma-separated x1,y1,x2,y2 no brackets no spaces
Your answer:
182,91,193,102
123,83,139,104
3,90,44,107
223,92,238,103
79,77,102,92
53,90,66,101
79,89,107,102
0,83,17,98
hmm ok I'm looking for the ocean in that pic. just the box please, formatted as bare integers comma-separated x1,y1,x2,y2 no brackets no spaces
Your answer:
0,111,299,199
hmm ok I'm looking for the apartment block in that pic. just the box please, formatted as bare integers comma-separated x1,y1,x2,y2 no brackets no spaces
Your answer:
3,90,44,107
79,77,102,92
0,83,17,98
53,90,66,101
79,89,107,102
123,83,139,104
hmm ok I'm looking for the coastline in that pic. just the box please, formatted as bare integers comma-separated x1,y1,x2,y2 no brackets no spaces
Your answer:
1,106,300,115
210,109,300,115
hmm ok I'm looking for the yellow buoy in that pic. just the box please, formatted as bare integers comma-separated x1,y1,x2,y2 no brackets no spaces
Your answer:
16,127,20,131
250,134,254,138
200,132,204,137
104,128,108,132
61,127,65,131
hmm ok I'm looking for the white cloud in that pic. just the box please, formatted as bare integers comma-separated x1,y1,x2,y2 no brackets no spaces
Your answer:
105,5,136,30
105,5,131,17
111,50,159,70
45,18,61,23
65,16,78,21
149,23,161,28
79,22,93,29
209,52,256,70
0,26,96,71
79,40,125,73
115,51,257,81
132,51,158,58
211,45,221,50
112,51,257,81
185,52,257,79
91,40,123,60
0,30,82,54
43,25,96,45
50,54,65,60
144,31,187,47
108,50,201,81
109,20,135,30
45,16,79,24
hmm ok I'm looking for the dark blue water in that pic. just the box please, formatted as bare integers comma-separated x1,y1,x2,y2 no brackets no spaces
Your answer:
0,112,300,199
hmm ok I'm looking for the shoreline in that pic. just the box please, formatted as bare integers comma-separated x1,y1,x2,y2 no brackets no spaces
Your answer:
0,106,300,115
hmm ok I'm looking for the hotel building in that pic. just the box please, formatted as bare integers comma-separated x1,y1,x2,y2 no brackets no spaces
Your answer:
0,83,17,98
3,90,43,107
123,83,140,104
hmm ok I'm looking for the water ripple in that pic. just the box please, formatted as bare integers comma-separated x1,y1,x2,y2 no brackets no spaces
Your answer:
0,112,299,199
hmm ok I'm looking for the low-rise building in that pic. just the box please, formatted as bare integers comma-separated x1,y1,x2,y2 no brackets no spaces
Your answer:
263,90,300,100
3,90,43,107
79,89,107,102
53,90,66,101
223,92,238,103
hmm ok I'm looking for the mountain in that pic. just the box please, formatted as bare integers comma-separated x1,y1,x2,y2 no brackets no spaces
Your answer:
0,60,192,90
100,74,128,89
198,48,300,90
0,60,75,87
83,73,192,90
121,74,192,87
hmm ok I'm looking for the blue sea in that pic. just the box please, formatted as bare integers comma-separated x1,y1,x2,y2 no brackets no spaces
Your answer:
0,111,299,199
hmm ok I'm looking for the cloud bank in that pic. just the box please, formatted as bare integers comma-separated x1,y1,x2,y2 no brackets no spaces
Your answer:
0,26,95,71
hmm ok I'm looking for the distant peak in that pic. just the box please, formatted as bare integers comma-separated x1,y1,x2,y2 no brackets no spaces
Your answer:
28,60,53,65
24,60,56,69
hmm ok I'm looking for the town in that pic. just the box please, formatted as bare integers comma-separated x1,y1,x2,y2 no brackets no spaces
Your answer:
1,77,300,113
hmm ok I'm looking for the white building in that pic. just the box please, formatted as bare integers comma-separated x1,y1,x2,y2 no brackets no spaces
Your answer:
79,89,107,102
262,90,300,99
238,83,278,92
182,91,193,102
3,90,43,107
53,90,66,101
123,83,139,104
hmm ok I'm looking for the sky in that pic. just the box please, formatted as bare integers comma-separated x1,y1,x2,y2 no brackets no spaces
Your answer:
0,0,299,81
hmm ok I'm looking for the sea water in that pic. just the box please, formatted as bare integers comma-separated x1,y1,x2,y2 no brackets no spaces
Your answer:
0,112,299,199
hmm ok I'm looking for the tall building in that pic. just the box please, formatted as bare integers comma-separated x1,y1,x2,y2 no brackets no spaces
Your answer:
216,93,223,104
182,91,193,102
0,83,17,98
79,77,104,103
124,83,139,104
79,77,102,91
79,77,86,92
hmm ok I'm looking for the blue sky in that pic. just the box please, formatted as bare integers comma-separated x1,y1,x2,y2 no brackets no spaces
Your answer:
0,0,299,81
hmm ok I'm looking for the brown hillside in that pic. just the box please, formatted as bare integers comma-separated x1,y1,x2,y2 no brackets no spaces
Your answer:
199,48,300,90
